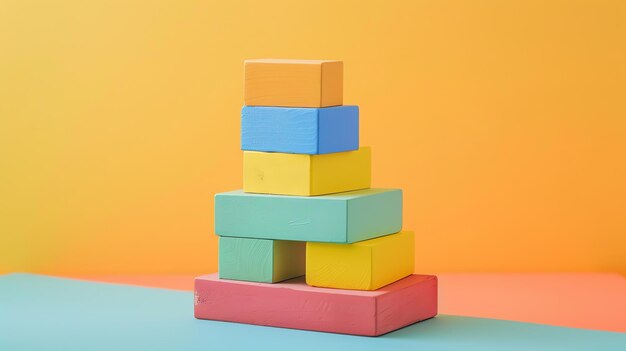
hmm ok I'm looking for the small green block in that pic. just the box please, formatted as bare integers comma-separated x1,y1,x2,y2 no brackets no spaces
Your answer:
218,237,305,283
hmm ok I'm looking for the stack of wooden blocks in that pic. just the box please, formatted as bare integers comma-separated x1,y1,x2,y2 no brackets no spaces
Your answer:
194,59,438,336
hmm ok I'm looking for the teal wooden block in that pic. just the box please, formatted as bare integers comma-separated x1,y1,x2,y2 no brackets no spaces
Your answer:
214,188,402,243
218,237,305,283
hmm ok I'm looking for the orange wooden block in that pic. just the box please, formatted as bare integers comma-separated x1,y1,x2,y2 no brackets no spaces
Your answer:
244,59,342,107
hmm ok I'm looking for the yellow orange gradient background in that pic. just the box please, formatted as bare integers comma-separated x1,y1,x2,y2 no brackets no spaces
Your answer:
1,0,625,275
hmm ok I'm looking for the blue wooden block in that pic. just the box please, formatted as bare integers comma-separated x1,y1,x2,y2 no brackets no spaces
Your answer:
214,188,402,243
241,106,359,154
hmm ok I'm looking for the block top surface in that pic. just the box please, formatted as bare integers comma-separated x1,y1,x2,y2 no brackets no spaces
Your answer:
352,230,413,248
216,188,399,201
245,59,341,65
195,273,436,297
241,105,358,113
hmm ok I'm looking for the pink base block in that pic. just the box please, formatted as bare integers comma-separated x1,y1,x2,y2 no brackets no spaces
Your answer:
194,273,438,336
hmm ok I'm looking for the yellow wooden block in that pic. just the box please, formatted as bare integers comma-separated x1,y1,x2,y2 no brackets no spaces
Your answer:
243,147,371,196
306,231,414,290
244,59,343,107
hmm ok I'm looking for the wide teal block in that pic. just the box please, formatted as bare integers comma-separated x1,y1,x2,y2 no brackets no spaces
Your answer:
214,188,402,243
218,237,305,283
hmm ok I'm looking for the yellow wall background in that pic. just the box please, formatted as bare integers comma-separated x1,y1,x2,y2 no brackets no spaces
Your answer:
1,0,624,275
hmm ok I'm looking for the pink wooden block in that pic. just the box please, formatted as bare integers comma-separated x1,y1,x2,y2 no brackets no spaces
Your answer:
194,273,438,336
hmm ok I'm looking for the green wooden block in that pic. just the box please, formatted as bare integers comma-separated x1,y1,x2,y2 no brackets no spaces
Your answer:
214,188,402,243
218,237,305,283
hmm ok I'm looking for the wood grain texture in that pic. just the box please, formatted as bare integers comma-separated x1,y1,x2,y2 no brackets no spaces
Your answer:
306,231,415,290
219,237,273,282
194,273,437,336
218,237,305,283
244,59,342,107
214,188,402,243
241,106,359,154
243,147,371,196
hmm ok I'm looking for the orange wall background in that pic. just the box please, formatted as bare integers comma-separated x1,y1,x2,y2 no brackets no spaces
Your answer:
1,0,624,275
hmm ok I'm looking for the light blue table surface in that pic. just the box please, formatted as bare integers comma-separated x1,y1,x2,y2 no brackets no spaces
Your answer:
1,274,624,351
